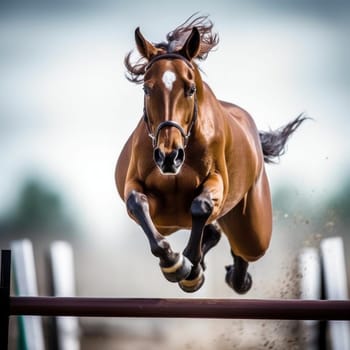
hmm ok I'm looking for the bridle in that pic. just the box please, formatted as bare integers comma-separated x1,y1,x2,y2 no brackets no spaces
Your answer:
142,53,198,149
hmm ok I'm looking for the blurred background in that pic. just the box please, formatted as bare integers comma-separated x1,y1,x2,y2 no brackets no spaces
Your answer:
1,0,349,349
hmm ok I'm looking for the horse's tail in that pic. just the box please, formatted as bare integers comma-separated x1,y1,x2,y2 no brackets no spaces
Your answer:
259,113,308,164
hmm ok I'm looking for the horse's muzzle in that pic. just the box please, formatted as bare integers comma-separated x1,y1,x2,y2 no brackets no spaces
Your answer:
154,147,185,175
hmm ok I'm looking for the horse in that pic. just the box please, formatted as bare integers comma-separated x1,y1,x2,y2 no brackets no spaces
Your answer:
115,15,306,294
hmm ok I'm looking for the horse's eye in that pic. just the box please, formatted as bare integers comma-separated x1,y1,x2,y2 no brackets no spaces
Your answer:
187,85,196,97
143,85,151,96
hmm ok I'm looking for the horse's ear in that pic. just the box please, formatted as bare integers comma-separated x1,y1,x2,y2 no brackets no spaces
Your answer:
179,27,201,60
135,27,158,60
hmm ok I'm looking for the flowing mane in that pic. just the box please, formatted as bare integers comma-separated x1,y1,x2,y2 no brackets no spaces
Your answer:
124,14,219,84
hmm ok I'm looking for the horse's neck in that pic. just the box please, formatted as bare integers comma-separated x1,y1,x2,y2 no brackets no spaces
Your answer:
194,66,205,101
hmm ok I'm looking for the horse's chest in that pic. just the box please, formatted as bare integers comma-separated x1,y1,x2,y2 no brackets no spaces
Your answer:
145,170,198,197
144,168,200,212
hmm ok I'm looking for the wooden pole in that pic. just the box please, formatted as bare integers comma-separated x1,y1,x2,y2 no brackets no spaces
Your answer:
9,297,350,320
0,250,11,350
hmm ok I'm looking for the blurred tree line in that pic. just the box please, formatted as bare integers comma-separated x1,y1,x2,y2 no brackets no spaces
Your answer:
327,180,350,228
0,178,76,237
0,175,349,239
273,178,350,235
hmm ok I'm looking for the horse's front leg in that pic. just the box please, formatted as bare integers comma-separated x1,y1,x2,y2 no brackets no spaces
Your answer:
126,190,192,282
180,174,224,292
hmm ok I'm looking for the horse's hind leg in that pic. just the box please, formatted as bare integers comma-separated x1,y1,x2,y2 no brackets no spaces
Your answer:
126,190,192,282
219,169,272,294
225,252,252,294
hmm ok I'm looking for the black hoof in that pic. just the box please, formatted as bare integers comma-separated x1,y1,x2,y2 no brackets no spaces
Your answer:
178,266,205,293
160,254,192,283
225,265,252,294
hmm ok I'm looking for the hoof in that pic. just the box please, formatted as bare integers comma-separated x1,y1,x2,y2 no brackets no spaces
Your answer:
178,266,205,293
160,254,192,282
225,265,252,294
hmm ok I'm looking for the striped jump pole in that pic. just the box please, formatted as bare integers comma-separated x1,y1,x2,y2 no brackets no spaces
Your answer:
49,241,80,350
321,237,350,350
11,240,45,350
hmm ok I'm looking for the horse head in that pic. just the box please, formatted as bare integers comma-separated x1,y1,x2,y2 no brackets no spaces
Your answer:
135,27,201,175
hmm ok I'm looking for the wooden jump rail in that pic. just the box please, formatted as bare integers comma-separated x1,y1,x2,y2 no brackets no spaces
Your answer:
9,296,350,320
2,249,350,348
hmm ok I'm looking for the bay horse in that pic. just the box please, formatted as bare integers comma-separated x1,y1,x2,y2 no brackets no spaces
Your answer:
115,15,306,293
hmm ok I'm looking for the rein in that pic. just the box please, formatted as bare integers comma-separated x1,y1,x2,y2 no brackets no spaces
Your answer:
143,54,198,149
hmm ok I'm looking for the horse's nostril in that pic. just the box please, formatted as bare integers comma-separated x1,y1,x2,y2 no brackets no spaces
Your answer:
154,148,165,166
175,148,185,165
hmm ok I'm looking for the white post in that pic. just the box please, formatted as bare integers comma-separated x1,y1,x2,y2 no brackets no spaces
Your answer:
298,247,322,350
11,239,45,350
320,237,350,350
50,241,80,350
